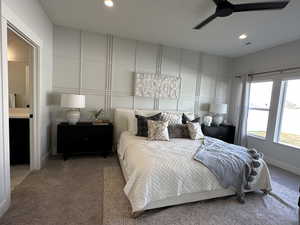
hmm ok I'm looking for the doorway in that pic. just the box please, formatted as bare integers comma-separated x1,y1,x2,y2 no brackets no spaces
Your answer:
7,28,34,191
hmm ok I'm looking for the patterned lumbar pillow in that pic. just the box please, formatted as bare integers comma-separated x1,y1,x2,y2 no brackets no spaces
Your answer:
168,124,189,138
147,120,170,141
161,112,183,125
187,122,204,140
182,113,201,124
135,113,162,137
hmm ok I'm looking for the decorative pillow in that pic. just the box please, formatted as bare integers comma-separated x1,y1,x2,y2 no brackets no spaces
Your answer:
182,113,201,124
168,124,189,138
187,122,204,140
147,120,169,141
135,113,162,137
161,112,182,125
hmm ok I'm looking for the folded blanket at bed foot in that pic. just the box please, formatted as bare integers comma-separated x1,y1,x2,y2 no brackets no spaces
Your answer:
194,137,264,203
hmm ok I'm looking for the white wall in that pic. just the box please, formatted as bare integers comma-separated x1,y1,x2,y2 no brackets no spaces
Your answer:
0,0,53,216
0,0,9,218
230,39,300,175
51,25,233,153
3,0,53,163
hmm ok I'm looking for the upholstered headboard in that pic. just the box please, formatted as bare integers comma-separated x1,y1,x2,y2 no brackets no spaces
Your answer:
113,108,195,145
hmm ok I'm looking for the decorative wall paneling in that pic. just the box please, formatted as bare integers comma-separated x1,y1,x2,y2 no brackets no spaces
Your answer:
52,25,232,152
154,45,163,110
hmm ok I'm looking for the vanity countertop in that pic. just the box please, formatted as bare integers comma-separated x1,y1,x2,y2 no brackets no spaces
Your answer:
9,108,31,119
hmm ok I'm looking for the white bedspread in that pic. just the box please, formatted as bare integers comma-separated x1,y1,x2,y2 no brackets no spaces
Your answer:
118,132,272,212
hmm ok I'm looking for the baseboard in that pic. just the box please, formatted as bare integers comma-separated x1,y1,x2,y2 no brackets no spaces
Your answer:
0,197,10,218
41,151,49,169
264,155,300,176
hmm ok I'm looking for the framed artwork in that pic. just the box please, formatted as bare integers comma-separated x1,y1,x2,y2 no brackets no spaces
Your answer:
134,73,181,99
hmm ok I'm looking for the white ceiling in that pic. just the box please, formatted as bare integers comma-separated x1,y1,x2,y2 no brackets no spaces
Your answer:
39,0,300,57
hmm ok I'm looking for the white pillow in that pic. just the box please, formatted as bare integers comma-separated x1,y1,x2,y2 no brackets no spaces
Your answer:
187,122,204,140
161,112,182,125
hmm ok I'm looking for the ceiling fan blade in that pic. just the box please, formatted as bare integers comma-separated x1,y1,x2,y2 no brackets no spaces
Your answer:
194,14,217,30
233,1,289,12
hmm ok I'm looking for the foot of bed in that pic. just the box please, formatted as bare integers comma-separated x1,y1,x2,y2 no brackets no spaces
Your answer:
131,211,144,218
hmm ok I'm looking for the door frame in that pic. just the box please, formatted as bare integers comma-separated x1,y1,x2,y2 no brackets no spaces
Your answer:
1,1,43,175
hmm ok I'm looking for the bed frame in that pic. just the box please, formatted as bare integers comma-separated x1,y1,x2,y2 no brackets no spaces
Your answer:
113,108,270,215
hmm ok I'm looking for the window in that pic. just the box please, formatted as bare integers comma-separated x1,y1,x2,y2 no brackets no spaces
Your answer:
278,79,300,148
247,81,273,138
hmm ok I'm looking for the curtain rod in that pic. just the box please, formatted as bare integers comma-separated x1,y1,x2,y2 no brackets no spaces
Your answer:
235,66,300,78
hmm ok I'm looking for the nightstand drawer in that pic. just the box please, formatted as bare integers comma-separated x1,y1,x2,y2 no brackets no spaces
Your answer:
57,122,113,160
201,124,235,144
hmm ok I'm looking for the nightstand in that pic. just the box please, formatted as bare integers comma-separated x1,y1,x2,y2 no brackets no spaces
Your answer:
57,122,113,160
201,124,235,144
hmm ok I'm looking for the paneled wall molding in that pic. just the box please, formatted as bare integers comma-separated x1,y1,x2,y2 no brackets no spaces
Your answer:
154,44,163,110
112,90,134,97
105,34,113,113
52,26,233,155
53,87,79,93
213,57,222,102
176,49,183,111
53,25,231,118
132,40,138,109
79,30,83,94
194,53,203,116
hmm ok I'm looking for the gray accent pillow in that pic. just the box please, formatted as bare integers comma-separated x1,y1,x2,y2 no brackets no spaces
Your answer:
168,124,189,138
182,113,201,124
147,120,170,141
135,113,162,137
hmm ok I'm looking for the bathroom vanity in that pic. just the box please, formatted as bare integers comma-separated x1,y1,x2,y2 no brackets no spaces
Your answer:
9,108,30,165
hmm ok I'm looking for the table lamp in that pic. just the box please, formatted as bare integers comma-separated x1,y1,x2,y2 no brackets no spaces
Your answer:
61,94,85,125
209,103,228,126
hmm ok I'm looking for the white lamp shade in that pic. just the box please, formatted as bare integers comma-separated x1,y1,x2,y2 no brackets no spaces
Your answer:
209,103,228,114
61,94,85,108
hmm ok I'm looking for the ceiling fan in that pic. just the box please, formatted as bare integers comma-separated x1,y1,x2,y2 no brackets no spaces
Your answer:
194,0,290,30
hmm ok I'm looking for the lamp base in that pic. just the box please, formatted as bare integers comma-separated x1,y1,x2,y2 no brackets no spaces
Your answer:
66,110,80,125
213,114,223,126
203,115,213,126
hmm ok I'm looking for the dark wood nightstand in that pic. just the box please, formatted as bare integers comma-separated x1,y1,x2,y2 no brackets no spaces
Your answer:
57,122,113,160
201,124,235,144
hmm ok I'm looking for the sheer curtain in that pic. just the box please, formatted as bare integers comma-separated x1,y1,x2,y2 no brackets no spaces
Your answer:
235,74,251,147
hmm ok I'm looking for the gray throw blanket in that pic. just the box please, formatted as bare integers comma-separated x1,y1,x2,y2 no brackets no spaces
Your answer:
194,137,263,203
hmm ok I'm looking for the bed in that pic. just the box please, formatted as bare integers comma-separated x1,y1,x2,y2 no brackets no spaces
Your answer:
114,108,272,214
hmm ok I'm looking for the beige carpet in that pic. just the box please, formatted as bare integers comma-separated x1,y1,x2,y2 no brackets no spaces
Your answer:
10,165,30,191
0,157,299,225
103,166,298,225
0,157,116,225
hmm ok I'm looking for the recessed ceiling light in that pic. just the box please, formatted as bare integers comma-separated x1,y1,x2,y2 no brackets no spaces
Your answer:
239,34,248,40
104,0,114,7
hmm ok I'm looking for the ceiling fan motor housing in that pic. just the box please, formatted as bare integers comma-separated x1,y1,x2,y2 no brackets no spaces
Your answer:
215,1,234,17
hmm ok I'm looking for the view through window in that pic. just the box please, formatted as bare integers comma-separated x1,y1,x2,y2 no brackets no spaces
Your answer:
279,79,300,148
247,81,273,138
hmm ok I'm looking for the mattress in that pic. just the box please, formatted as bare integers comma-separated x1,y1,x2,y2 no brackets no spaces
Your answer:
118,131,272,213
